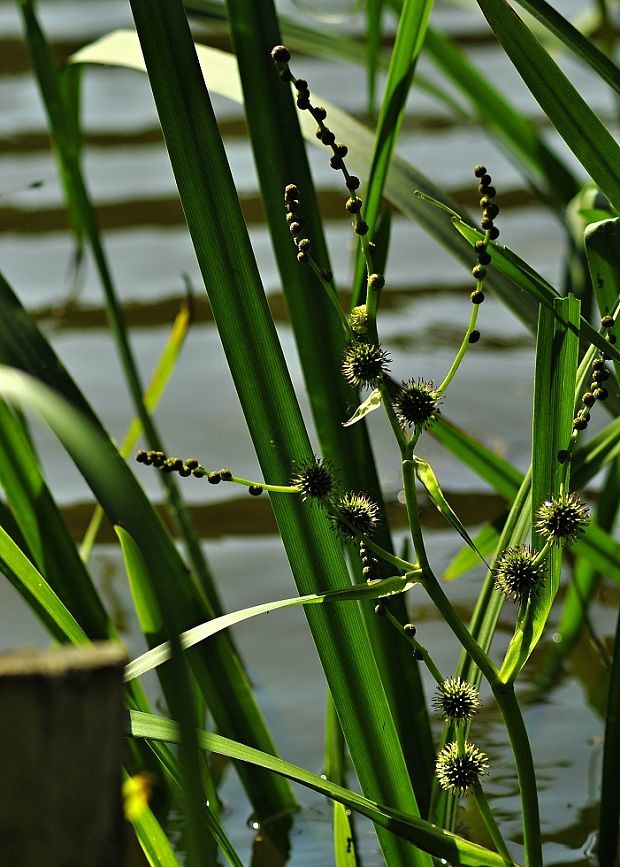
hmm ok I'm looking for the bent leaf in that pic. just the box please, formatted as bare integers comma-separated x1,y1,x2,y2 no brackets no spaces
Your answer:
342,389,383,427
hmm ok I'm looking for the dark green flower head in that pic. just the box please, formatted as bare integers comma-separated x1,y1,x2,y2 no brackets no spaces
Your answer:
433,677,481,723
291,457,338,502
493,545,545,603
435,741,489,796
393,378,440,430
342,342,390,389
534,492,590,546
330,492,380,542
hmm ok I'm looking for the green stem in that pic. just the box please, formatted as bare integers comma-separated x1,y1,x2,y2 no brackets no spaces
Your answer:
383,607,444,685
307,258,352,337
437,302,479,394
471,782,514,865
380,383,408,454
490,685,542,867
402,458,431,570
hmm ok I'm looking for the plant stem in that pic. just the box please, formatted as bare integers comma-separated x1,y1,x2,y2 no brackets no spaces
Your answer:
402,458,431,570
471,782,515,865
437,302,479,394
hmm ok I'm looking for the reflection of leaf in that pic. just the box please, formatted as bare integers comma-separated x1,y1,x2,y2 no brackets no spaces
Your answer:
342,389,383,427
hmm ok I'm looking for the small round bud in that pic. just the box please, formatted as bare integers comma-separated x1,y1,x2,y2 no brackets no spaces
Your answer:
279,69,293,83
314,106,327,121
488,226,500,240
473,164,487,178
594,387,609,401
271,45,291,63
284,184,299,202
192,467,206,478
592,357,606,370
296,95,310,110
294,78,308,92
289,221,302,234
582,392,595,407
345,197,362,214
557,449,569,463
472,264,486,280
593,367,610,382
335,144,348,157
484,186,496,198
297,238,311,252
477,251,491,266
403,623,416,637
135,450,148,463
330,155,344,170
286,212,296,224
249,484,264,496
219,468,233,481
368,273,385,290
479,196,491,209
468,329,481,344
297,251,308,263
480,216,494,231
470,289,485,304
374,603,385,616
354,220,369,235
478,173,492,187
474,240,486,252
485,203,499,220
179,466,191,477
346,175,360,190
208,472,221,485
572,416,588,431
321,129,335,146
601,315,615,328
609,334,617,344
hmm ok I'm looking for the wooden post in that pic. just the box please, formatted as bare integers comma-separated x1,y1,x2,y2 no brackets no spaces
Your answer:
0,643,127,867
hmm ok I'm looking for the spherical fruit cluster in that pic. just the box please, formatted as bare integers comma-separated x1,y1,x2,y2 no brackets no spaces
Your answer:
492,545,545,602
330,492,381,543
342,341,390,389
291,458,338,502
534,492,590,547
433,677,481,723
393,378,440,430
435,741,489,796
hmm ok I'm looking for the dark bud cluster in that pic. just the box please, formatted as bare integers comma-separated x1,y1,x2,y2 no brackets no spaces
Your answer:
572,352,612,436
271,46,365,232
359,541,380,581
469,165,501,309
283,184,314,263
136,450,210,479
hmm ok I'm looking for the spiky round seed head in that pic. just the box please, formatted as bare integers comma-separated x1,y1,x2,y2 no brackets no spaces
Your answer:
474,164,487,178
368,273,385,290
321,130,335,146
534,492,590,547
472,264,486,279
469,329,481,344
594,387,609,401
314,106,327,121
349,305,368,334
488,226,500,240
601,315,615,328
471,289,485,304
393,378,441,430
136,450,149,464
354,220,369,235
433,677,481,723
436,741,489,796
346,197,362,214
493,545,545,602
284,184,299,202
346,175,361,190
291,457,338,501
330,492,381,542
271,45,291,63
249,485,263,496
342,342,390,388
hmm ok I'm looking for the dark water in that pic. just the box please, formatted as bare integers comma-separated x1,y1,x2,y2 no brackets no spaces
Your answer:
0,0,615,863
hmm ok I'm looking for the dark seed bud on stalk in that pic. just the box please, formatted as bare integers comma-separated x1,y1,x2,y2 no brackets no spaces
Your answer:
192,467,206,478
297,238,311,251
135,450,148,463
374,603,385,616
474,240,486,252
314,106,327,121
480,216,494,231
289,221,302,234
368,273,385,290
593,367,610,382
346,175,361,190
296,95,310,109
321,129,336,146
479,196,491,208
208,472,221,485
488,226,500,240
594,387,609,400
472,264,486,279
284,184,299,202
557,449,569,463
403,623,416,637
220,468,233,480
468,329,481,344
478,174,492,187
335,144,348,157
271,45,291,62
249,485,264,496
470,289,485,304
330,155,344,170
297,251,308,263
592,357,606,369
572,416,588,431
609,334,617,344
346,197,363,214
179,466,191,477
601,315,615,328
294,78,308,92
474,164,487,178
477,251,491,266
354,220,369,235
582,392,595,406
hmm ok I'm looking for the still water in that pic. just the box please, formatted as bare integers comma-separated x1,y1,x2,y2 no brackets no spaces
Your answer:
0,0,616,863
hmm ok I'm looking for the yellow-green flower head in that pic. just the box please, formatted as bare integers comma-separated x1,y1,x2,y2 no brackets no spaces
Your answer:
330,492,380,543
433,677,481,723
435,741,489,796
342,341,390,389
291,457,338,502
534,492,590,547
493,545,545,603
393,378,441,430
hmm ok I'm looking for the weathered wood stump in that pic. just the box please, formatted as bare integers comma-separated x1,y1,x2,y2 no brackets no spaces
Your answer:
0,643,127,867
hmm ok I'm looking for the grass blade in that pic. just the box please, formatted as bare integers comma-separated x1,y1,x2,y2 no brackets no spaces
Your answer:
475,0,620,214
